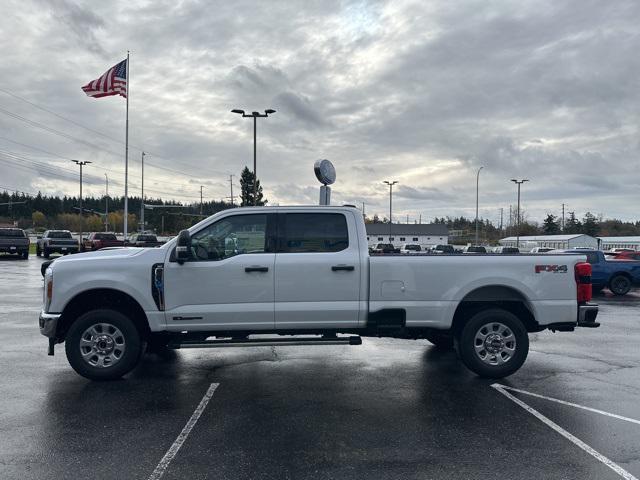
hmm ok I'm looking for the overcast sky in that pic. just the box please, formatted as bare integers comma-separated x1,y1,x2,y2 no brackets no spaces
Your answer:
1,0,639,224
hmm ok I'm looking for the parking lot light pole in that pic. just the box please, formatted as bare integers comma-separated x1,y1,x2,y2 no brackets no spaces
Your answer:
475,166,484,245
231,109,276,206
511,178,529,248
104,173,109,232
72,160,91,249
383,180,398,240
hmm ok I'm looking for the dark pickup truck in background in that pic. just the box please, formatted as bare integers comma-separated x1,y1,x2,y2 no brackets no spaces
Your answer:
553,249,640,295
36,230,79,257
82,232,124,251
0,228,29,259
128,233,164,247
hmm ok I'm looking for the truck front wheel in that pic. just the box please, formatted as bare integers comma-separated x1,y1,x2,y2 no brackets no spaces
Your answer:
457,309,529,378
65,309,143,380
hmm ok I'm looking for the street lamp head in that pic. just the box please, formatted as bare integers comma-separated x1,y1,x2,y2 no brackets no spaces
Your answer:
510,179,518,183
383,180,399,186
231,109,245,115
264,109,276,114
251,111,260,116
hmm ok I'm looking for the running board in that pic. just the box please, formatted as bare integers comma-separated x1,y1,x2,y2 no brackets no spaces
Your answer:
169,335,362,349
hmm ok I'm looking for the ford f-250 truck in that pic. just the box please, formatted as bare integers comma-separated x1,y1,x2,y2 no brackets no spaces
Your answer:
39,206,599,381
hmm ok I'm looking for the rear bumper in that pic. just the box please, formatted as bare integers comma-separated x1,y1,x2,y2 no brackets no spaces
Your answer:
577,302,599,328
0,246,28,253
46,245,79,253
39,311,61,338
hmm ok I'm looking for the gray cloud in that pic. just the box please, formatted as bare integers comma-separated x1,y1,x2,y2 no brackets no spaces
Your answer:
0,0,638,222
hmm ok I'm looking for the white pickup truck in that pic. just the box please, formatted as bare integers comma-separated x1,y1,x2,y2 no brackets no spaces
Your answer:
39,206,599,380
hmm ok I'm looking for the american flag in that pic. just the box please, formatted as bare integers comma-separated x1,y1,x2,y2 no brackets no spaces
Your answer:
81,59,127,98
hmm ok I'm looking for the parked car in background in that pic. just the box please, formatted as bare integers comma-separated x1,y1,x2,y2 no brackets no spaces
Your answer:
82,232,124,251
608,248,635,254
605,251,640,261
0,228,29,259
400,244,422,254
36,230,79,258
548,249,640,295
463,245,487,254
530,247,554,253
128,233,164,248
493,246,520,254
372,243,399,254
431,244,455,254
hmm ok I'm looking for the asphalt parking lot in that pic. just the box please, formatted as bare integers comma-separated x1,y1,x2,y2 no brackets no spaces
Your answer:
1,255,639,480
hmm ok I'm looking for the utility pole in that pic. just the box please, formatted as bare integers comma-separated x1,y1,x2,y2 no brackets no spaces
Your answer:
140,152,145,232
499,207,504,233
561,203,565,232
475,166,484,245
419,213,422,224
231,108,276,205
104,173,109,232
383,180,398,240
229,174,235,206
511,179,529,248
72,160,91,249
362,202,365,219
200,186,204,215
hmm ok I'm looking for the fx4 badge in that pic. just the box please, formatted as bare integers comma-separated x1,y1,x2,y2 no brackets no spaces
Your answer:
535,264,568,273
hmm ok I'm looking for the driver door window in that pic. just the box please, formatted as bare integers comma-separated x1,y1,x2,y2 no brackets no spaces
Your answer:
190,214,267,261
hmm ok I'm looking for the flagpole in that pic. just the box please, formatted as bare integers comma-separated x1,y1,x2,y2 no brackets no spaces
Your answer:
124,51,130,243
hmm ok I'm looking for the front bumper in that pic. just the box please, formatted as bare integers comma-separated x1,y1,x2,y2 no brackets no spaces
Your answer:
577,302,599,328
39,311,61,338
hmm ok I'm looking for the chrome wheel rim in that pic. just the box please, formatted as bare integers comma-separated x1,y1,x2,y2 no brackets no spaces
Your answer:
473,322,516,366
79,323,126,368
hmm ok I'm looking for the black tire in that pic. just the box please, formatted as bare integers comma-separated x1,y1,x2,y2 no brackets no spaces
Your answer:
22,250,28,259
457,308,529,378
424,331,454,349
609,275,631,296
36,246,41,257
65,309,143,380
43,247,50,258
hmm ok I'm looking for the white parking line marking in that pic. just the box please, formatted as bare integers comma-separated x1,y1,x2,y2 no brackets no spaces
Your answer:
494,384,640,426
492,384,638,480
148,383,220,480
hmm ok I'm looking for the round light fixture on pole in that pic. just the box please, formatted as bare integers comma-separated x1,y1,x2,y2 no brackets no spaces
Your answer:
314,159,336,205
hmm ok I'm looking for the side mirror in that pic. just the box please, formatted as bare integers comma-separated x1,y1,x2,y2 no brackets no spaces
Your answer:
175,229,192,263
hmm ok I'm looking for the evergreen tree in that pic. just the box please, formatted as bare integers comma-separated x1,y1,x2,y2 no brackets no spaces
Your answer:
582,212,599,236
239,166,267,206
542,214,560,234
564,212,581,234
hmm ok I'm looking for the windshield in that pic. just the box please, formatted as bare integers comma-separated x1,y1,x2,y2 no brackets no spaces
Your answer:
95,233,117,240
0,229,25,238
48,231,72,238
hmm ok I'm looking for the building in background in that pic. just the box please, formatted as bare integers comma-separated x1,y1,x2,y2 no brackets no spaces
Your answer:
598,236,640,251
365,224,448,248
499,234,598,251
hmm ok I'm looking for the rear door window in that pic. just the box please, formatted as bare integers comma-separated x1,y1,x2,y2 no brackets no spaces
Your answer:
281,213,348,253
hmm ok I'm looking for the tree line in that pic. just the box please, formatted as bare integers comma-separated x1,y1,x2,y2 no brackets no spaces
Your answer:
0,166,266,234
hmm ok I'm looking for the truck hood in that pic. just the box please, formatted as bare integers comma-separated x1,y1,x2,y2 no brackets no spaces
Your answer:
52,247,167,268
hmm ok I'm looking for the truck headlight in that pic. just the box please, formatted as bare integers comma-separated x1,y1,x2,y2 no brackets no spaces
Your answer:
44,269,53,312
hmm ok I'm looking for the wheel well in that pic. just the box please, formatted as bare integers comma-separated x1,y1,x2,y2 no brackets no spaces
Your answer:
57,288,150,341
609,272,632,282
451,286,540,334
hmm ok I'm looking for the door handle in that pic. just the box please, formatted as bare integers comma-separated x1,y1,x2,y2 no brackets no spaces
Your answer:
331,265,355,271
245,266,269,273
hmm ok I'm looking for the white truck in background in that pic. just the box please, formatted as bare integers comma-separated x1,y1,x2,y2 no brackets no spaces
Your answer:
39,206,599,380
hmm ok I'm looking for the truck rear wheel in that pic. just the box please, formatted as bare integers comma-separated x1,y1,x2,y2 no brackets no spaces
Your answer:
609,275,631,296
457,308,529,378
43,247,50,258
65,309,143,380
